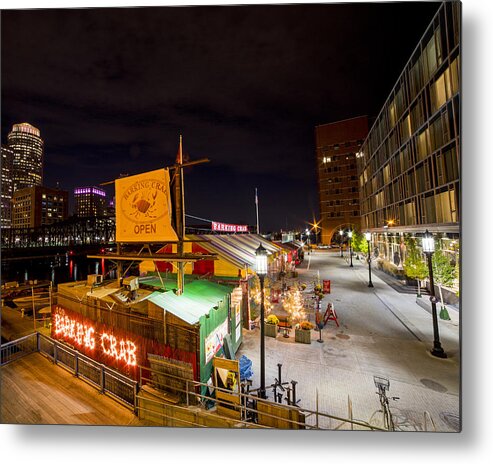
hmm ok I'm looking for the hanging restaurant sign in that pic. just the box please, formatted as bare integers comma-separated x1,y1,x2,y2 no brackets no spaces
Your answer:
115,168,178,242
212,221,248,233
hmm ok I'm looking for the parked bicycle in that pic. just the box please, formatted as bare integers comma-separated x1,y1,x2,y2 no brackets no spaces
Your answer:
373,376,399,431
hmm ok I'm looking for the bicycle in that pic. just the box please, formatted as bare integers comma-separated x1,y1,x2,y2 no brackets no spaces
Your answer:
373,376,399,431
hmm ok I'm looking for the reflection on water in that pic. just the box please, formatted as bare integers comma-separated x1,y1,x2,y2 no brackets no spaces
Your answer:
1,253,116,286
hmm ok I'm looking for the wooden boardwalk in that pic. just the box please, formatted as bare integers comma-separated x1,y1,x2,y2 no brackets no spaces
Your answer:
1,352,148,426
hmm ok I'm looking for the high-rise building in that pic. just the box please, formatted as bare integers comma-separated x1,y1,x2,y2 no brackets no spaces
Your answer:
8,122,44,192
74,186,107,217
11,185,68,229
356,1,460,268
1,145,14,228
315,116,369,245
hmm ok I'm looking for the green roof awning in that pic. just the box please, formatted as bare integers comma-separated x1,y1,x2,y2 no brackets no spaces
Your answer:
148,280,232,325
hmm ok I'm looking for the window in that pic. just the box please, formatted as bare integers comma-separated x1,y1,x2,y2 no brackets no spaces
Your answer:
431,73,447,112
444,147,459,183
435,189,457,223
416,129,430,161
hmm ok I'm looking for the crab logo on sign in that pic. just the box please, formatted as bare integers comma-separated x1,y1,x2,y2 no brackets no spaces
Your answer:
116,168,178,242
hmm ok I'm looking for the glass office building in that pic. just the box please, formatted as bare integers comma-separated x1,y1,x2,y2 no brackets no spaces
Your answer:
356,1,460,236
8,122,44,192
1,145,14,228
74,186,107,217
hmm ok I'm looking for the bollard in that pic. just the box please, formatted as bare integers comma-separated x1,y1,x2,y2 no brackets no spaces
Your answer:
291,380,298,405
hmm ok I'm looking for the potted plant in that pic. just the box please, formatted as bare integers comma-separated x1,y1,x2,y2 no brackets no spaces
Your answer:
264,314,279,338
295,321,314,344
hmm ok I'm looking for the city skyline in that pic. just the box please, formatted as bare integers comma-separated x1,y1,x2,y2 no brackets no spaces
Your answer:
1,1,441,232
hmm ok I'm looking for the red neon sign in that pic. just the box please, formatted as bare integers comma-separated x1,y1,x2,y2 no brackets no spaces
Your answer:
52,307,137,367
212,221,248,233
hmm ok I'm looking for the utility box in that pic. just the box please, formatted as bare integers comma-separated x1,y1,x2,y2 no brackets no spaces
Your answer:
87,274,103,286
123,276,139,291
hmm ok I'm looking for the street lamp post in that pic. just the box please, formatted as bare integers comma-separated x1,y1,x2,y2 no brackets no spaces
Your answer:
422,230,447,359
365,231,374,287
348,230,353,267
339,229,343,257
255,243,268,398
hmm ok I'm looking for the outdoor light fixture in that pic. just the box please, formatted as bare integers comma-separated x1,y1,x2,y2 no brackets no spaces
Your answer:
365,231,374,287
255,243,268,398
422,230,447,358
338,229,343,257
422,229,435,254
348,230,353,267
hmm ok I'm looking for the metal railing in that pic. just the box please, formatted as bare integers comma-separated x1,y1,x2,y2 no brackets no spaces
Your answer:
0,332,39,365
137,364,387,431
1,332,138,412
1,333,396,430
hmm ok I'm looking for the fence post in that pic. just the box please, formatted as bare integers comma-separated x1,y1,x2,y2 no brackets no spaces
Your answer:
54,343,58,365
74,352,79,377
133,383,138,416
348,395,353,431
316,388,319,429
36,332,41,353
100,365,105,394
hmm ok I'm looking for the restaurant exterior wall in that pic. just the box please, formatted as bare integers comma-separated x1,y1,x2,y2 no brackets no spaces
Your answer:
198,294,240,390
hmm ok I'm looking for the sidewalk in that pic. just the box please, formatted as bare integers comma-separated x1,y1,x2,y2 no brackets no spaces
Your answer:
237,250,460,431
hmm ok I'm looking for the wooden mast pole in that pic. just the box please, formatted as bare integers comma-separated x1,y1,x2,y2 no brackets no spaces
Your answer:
176,135,185,295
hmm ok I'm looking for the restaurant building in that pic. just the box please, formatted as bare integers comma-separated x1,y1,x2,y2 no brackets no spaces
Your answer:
55,275,241,395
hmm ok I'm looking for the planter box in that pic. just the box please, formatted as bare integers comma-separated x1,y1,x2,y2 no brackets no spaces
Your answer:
295,328,311,344
265,323,278,338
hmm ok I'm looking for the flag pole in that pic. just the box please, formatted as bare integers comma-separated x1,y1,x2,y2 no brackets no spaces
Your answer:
255,188,260,235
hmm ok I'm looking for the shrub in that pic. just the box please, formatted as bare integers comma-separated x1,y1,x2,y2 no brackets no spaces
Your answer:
265,314,279,325
298,321,314,330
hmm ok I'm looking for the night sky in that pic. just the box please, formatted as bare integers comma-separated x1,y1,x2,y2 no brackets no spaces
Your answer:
1,1,441,233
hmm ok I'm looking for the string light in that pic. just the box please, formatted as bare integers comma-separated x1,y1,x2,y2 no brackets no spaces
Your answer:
282,284,306,324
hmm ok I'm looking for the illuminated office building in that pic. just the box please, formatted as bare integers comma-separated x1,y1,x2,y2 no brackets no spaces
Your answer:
11,186,68,229
1,145,14,227
8,122,44,191
356,1,460,273
315,116,368,245
74,186,107,217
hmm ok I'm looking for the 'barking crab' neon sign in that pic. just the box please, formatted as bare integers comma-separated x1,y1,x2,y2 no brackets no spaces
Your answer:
53,307,137,366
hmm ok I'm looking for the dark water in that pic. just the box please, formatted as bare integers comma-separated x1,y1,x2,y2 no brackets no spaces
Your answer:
1,254,116,287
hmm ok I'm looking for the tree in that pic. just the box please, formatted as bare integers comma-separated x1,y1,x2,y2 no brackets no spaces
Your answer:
351,230,368,254
403,237,428,298
432,241,456,320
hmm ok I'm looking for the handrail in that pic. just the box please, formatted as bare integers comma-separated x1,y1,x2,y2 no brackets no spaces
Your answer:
2,333,389,430
138,364,387,431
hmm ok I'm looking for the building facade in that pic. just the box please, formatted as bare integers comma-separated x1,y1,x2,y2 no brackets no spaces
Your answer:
7,122,44,192
74,186,107,217
1,145,14,227
355,1,460,288
11,186,68,229
315,116,369,245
